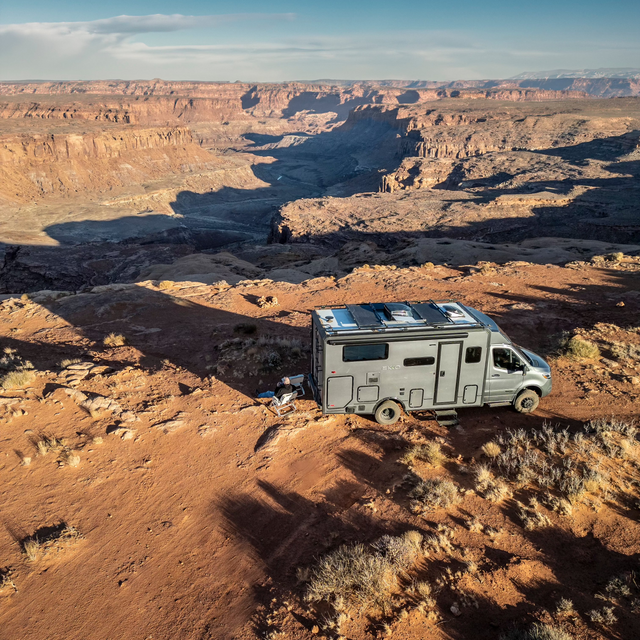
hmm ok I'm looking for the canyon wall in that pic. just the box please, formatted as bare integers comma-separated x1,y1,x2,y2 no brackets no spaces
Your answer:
0,81,590,127
0,127,219,203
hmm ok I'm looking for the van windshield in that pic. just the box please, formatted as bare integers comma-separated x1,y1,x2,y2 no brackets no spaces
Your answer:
513,344,533,365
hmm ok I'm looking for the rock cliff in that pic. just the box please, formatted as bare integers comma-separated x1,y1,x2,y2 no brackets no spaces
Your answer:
0,127,219,203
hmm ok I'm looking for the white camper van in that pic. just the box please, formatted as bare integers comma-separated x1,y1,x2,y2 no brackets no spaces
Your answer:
309,301,552,425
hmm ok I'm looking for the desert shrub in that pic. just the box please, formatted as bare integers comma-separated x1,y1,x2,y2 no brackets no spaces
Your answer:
36,436,64,456
586,417,637,439
407,579,435,603
516,500,551,531
0,568,16,592
555,598,575,615
566,337,600,360
402,442,445,467
60,358,82,369
610,341,640,362
603,575,632,599
588,606,617,624
582,467,609,493
474,463,493,488
482,441,502,458
465,517,484,533
103,333,126,347
306,533,422,615
0,347,34,372
371,531,423,570
484,478,512,503
410,477,461,513
21,523,82,562
60,449,80,467
500,623,574,640
157,280,174,290
1,369,35,389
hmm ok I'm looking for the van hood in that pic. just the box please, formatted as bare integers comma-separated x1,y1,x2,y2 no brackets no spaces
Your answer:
518,346,550,372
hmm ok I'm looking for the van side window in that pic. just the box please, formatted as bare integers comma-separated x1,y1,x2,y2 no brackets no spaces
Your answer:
493,348,523,371
465,346,482,363
404,356,435,367
343,343,388,362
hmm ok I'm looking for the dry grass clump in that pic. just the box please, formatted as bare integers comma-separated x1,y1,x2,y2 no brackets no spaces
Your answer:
103,333,127,347
482,441,502,458
0,347,34,372
21,524,82,562
610,341,640,362
409,477,461,513
0,568,16,593
482,419,634,514
474,464,512,502
587,606,617,624
516,499,552,531
565,337,600,360
402,442,446,467
60,449,81,467
305,531,423,617
0,346,37,389
36,435,64,456
555,598,575,615
1,369,36,389
500,623,574,640
157,280,174,290
60,358,82,369
465,517,484,533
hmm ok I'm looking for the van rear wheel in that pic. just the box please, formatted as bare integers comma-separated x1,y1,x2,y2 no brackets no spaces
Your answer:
514,389,539,414
375,400,401,425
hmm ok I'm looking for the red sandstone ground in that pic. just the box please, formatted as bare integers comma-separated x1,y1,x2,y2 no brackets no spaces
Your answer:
0,258,639,640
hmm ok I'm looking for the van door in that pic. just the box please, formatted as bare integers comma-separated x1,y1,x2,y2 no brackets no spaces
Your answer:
487,347,525,402
326,376,353,409
434,342,462,404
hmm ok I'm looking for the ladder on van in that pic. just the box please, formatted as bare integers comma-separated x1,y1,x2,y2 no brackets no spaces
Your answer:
434,409,459,429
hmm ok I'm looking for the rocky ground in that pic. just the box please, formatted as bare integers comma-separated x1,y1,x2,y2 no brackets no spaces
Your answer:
0,257,639,640
0,81,639,640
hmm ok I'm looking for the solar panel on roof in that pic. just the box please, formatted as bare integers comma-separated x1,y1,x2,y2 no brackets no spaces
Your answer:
411,302,450,325
346,304,384,328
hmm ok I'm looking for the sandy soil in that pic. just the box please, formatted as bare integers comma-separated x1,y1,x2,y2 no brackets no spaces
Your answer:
0,259,639,640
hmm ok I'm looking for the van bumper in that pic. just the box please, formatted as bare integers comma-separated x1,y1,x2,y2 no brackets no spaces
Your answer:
540,377,552,398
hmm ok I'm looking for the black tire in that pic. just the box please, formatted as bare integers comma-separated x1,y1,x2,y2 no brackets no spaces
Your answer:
375,400,402,425
514,389,539,414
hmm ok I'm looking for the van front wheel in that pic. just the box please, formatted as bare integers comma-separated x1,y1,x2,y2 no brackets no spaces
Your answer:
514,389,539,414
375,400,401,425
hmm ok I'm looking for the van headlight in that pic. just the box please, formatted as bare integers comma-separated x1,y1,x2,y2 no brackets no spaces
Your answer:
542,374,551,379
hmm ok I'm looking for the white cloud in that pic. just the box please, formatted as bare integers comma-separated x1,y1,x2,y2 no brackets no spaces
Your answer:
0,13,635,81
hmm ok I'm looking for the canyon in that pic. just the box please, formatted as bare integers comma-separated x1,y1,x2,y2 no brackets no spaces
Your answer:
0,81,639,292
0,78,639,640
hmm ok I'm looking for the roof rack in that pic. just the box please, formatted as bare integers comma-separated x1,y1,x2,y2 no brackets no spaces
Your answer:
315,299,486,334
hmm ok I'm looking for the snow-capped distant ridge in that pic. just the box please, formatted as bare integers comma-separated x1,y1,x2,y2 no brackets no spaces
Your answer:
512,68,640,80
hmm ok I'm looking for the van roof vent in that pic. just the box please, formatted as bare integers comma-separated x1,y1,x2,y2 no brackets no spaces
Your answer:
383,303,414,321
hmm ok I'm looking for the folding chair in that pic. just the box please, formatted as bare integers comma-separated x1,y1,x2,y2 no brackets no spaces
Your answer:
288,374,306,397
270,391,298,417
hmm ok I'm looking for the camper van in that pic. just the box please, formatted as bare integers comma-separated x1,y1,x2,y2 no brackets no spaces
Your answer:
309,300,552,425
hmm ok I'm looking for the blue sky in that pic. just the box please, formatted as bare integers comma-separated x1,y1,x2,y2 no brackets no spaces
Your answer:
1,1,639,81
